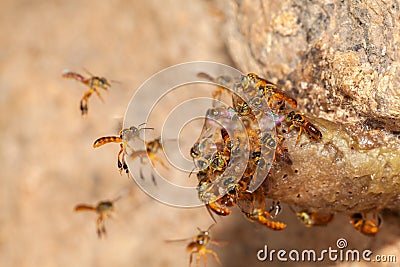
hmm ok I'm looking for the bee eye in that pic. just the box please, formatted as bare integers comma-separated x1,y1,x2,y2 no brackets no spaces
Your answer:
228,187,236,195
294,114,303,121
266,138,276,148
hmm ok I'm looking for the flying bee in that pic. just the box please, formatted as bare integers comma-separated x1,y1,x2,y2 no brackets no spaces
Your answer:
74,188,131,238
197,72,233,104
350,213,382,236
166,225,222,267
93,123,154,178
130,137,169,168
129,137,170,184
75,201,114,238
244,208,287,231
295,211,334,227
285,111,322,145
62,69,116,115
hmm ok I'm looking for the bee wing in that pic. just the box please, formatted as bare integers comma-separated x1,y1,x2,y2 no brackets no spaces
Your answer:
112,186,134,202
164,237,192,243
129,150,147,160
82,67,94,77
210,239,228,247
110,79,122,84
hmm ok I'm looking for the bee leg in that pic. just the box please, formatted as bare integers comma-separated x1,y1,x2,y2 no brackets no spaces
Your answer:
139,168,145,180
80,89,93,115
92,86,105,103
207,249,221,265
205,205,217,223
154,156,169,169
118,147,130,178
196,253,201,267
124,164,130,179
117,144,124,175
295,127,303,145
96,216,103,238
189,251,195,267
151,172,157,186
203,253,208,266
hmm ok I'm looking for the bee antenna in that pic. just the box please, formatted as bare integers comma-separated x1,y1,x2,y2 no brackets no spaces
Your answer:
197,72,215,82
137,123,154,132
207,223,216,231
188,167,197,178
205,204,217,223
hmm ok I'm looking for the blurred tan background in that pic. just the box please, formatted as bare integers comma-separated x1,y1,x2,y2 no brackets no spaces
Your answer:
0,1,399,266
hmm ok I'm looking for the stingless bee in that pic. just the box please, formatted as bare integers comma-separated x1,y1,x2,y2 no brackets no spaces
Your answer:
197,72,233,104
244,208,287,231
167,224,222,267
74,188,131,238
128,137,171,185
75,201,114,238
62,69,115,115
244,73,297,111
93,123,154,178
295,211,334,227
285,111,322,145
350,213,382,236
129,137,169,169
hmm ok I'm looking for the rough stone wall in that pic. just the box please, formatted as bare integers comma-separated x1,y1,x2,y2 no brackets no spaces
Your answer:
224,0,400,130
221,0,400,213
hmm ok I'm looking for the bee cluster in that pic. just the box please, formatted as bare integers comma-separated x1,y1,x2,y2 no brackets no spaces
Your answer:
64,69,384,266
191,72,302,230
191,72,382,236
